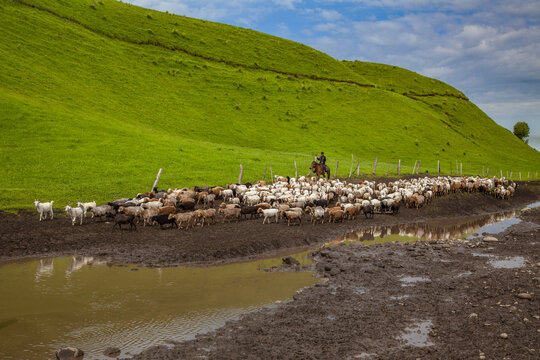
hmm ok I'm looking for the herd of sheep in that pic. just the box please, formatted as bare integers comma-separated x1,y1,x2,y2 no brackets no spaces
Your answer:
33,175,517,231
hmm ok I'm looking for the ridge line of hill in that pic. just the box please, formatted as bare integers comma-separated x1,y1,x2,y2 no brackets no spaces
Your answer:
13,0,377,89
10,0,468,102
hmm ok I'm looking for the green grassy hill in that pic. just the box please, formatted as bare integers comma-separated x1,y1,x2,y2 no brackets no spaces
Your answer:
1,0,539,209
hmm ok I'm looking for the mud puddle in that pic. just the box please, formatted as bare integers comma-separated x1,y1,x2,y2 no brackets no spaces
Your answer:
327,209,524,246
0,253,316,360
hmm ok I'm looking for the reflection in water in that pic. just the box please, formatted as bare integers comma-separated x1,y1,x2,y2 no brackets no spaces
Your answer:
35,258,54,282
330,210,519,245
0,254,316,360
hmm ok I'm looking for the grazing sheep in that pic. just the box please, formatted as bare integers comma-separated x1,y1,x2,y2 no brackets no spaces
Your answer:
305,206,325,224
112,213,136,232
219,207,242,223
284,210,302,226
34,200,54,221
65,204,84,226
204,194,216,209
90,205,114,221
141,208,160,226
158,206,176,216
328,209,345,223
240,206,259,220
77,201,96,218
151,214,178,229
345,205,360,220
178,197,196,211
257,208,279,224
168,212,195,230
193,209,216,227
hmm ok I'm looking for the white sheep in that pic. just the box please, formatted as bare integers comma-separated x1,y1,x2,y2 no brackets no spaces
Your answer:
77,200,96,218
258,208,279,224
65,204,84,225
34,199,54,221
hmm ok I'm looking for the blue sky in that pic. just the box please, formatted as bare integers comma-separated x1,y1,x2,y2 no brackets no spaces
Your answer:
129,0,540,151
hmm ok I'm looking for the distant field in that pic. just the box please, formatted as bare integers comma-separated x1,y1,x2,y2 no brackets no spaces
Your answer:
0,0,538,210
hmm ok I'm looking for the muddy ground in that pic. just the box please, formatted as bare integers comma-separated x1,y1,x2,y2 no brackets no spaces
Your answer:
1,182,539,267
1,182,539,359
127,206,540,360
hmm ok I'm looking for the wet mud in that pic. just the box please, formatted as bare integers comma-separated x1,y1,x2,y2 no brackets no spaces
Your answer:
127,204,540,360
1,182,539,267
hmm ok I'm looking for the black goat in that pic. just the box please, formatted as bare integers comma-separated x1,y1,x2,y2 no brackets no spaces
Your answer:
112,213,137,232
151,214,178,229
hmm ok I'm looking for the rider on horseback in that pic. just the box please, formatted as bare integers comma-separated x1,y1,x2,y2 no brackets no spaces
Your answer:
317,152,329,173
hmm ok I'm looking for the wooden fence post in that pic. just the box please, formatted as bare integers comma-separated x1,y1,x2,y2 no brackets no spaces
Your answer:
412,160,417,175
151,168,163,192
238,164,243,184
527,172,530,180
294,160,297,179
460,163,462,175
417,160,421,175
486,168,489,177
356,160,360,176
519,172,521,181
349,154,354,178
500,170,503,178
373,157,378,175
334,161,339,178
263,162,268,181
398,159,401,175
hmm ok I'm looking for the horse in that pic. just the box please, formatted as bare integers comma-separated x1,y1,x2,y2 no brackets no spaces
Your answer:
310,161,330,179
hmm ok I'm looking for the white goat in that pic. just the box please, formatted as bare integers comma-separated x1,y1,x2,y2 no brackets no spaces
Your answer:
77,200,96,218
34,199,54,221
65,204,84,225
258,208,279,224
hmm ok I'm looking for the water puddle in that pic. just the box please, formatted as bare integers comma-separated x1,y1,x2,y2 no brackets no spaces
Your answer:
525,201,540,208
488,256,526,269
327,207,527,247
398,320,434,347
0,254,317,360
399,276,431,286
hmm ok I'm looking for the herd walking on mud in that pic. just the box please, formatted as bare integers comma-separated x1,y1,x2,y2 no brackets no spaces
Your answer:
33,175,517,232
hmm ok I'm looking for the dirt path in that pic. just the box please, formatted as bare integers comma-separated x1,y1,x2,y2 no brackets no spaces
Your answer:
126,202,540,360
1,182,539,267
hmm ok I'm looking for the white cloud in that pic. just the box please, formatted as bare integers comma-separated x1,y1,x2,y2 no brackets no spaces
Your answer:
319,8,343,21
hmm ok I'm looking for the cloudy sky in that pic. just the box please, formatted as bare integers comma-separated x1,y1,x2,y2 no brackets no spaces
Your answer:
130,0,540,150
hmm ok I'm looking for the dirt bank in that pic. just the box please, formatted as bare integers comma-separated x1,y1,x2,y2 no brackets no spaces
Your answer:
126,204,540,360
1,182,539,266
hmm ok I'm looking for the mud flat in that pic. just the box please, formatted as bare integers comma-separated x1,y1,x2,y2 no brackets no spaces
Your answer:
1,182,539,267
127,206,540,360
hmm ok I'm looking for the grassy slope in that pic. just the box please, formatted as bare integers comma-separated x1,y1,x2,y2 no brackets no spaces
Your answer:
1,0,539,210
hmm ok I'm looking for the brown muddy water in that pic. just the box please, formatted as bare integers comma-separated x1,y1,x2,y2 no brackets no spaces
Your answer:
0,204,536,360
0,253,316,360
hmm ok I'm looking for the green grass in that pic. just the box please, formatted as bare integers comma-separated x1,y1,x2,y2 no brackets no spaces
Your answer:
1,0,539,210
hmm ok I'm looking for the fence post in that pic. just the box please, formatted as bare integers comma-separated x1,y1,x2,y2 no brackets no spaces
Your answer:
151,168,163,192
294,160,297,179
334,161,339,178
238,164,244,184
412,160,417,175
528,172,530,180
519,172,521,181
500,170,503,178
356,160,360,176
398,159,401,175
486,168,489,177
417,160,421,175
349,154,354,178
263,162,268,181
373,157,378,175
460,163,462,175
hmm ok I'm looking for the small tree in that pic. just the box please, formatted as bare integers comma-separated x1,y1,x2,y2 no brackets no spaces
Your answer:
513,121,530,142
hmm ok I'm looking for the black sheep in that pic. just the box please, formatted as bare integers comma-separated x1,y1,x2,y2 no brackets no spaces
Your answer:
112,213,137,232
151,214,178,229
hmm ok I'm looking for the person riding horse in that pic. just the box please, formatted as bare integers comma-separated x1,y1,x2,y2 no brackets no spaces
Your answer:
317,152,329,173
